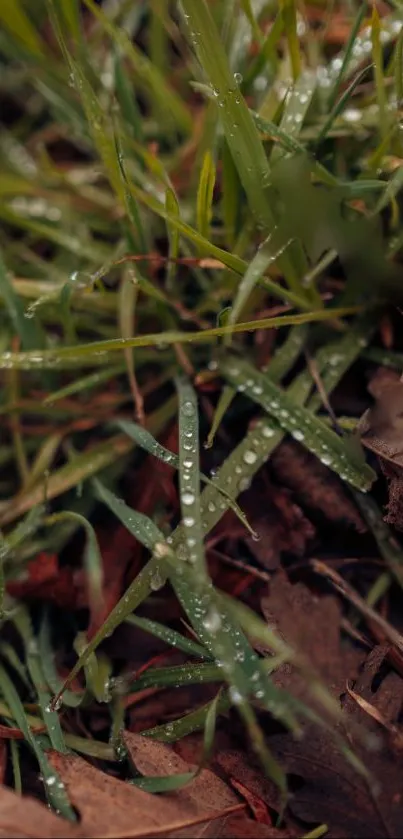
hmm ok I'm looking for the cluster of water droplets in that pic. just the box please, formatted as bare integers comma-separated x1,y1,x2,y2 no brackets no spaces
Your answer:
223,360,364,487
10,196,61,222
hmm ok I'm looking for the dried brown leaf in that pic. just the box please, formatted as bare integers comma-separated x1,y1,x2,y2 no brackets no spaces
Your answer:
261,574,403,837
0,784,77,838
47,746,241,839
271,440,366,532
358,369,403,530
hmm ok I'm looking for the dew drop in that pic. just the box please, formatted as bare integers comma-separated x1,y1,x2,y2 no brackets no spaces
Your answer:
243,449,258,465
182,400,195,417
182,491,195,506
202,608,222,633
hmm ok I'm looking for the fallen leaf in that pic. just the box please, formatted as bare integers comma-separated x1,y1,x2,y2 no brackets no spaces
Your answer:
0,784,77,838
261,574,403,837
358,368,403,530
47,745,242,839
213,475,315,571
271,440,366,532
123,730,238,813
6,553,84,611
261,571,360,697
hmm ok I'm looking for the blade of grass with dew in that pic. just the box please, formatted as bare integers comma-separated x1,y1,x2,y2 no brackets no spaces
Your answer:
0,396,177,526
280,0,301,81
372,6,389,142
10,740,22,794
45,511,103,615
0,0,44,56
176,376,208,582
50,552,168,707
126,662,222,695
165,187,180,291
131,688,220,792
196,151,216,240
119,381,302,742
225,230,294,341
271,69,316,162
23,433,63,493
172,316,376,558
82,0,192,135
0,250,43,350
73,632,112,703
205,384,235,449
143,692,231,742
316,64,374,146
48,1,125,202
113,416,256,536
38,614,84,708
219,354,375,491
395,27,403,105
0,434,134,527
125,614,210,660
0,304,360,370
0,663,75,818
119,268,144,423
352,491,403,590
207,305,309,449
327,3,368,110
43,364,125,404
12,607,67,753
179,0,305,299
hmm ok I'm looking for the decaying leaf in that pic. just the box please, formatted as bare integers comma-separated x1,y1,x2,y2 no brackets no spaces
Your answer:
0,784,77,839
261,574,403,838
261,571,360,697
358,368,403,530
46,744,242,839
211,476,315,571
271,440,366,532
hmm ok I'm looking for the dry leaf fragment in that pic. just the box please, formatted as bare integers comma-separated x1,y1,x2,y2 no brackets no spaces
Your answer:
0,784,77,839
271,440,366,532
47,745,241,839
123,731,238,813
358,368,403,530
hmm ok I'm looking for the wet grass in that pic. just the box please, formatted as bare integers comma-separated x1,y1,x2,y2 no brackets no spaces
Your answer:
1,0,403,814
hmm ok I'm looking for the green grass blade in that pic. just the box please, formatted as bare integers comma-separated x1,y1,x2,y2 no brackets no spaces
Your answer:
45,511,103,614
82,0,192,135
225,231,293,340
125,614,209,659
0,663,75,818
113,418,256,536
180,0,301,295
143,693,231,742
196,151,216,240
176,377,207,582
0,305,359,369
220,354,375,491
327,4,368,110
0,0,44,56
0,250,43,350
281,0,301,81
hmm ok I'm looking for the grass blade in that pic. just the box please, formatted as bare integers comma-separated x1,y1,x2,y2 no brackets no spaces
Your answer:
220,353,375,491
